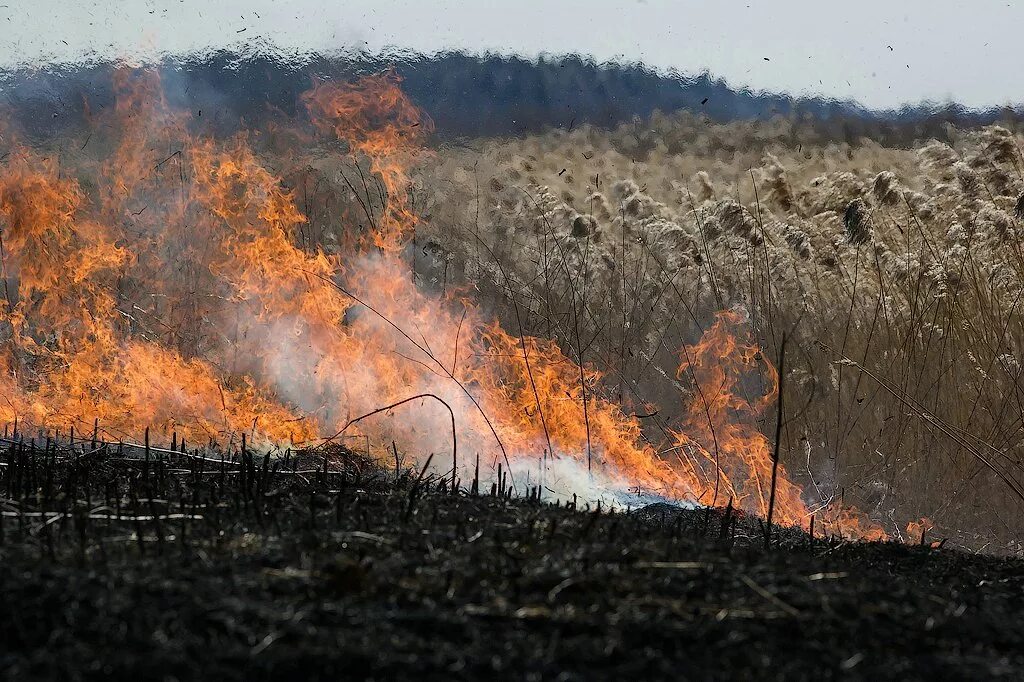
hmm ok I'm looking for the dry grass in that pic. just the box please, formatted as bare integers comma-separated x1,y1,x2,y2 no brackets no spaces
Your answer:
10,94,1023,550
410,116,1024,552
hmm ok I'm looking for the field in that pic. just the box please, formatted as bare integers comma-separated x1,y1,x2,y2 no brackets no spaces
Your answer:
1,66,1024,678
3,440,1024,680
412,112,1024,550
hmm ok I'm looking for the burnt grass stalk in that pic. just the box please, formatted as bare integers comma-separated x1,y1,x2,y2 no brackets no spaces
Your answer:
1,435,1024,681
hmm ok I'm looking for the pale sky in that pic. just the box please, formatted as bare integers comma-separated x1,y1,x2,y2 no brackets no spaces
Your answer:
1,0,1019,110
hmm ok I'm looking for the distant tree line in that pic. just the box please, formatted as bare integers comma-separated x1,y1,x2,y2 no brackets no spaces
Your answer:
1,49,1020,146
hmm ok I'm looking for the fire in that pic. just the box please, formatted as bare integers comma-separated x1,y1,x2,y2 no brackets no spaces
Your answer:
906,517,934,542
302,71,429,252
0,68,886,538
671,310,802,519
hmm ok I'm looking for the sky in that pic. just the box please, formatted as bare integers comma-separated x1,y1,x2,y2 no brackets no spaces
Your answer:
2,0,1020,110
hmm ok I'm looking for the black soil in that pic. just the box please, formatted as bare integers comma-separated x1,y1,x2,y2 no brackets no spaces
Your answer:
1,440,1023,681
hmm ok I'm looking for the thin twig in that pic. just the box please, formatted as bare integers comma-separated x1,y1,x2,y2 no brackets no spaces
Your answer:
765,333,787,549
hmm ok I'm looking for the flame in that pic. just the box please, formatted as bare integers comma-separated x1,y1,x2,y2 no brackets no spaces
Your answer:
302,71,430,252
661,311,884,538
0,68,888,539
671,310,801,518
906,517,934,542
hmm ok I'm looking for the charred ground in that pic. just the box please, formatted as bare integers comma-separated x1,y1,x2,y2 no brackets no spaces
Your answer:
1,440,1022,681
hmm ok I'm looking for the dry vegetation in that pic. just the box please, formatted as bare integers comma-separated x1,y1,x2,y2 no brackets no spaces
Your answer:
404,113,1024,552
6,61,1024,678
6,76,1024,677
4,70,1023,551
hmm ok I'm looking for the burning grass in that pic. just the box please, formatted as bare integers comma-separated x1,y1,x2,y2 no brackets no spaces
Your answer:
418,112,1024,551
5,59,1024,680
0,67,893,543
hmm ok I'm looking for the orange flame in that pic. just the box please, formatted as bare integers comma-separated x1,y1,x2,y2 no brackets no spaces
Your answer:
302,71,432,252
672,310,800,518
906,517,934,542
0,68,888,539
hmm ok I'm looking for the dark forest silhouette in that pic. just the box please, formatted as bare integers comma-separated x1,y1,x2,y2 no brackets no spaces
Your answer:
2,50,1020,145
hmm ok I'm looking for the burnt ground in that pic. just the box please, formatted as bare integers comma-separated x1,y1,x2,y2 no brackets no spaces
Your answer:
1,440,1023,681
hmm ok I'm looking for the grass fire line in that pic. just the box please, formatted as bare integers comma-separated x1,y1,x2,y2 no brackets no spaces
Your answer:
0,68,885,539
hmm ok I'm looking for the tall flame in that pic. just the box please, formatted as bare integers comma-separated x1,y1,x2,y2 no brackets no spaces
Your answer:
0,69,883,538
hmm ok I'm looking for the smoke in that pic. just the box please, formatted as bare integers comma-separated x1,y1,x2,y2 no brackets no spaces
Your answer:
507,453,689,509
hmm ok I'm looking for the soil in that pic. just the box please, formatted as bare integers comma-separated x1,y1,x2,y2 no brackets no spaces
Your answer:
2,441,1023,680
